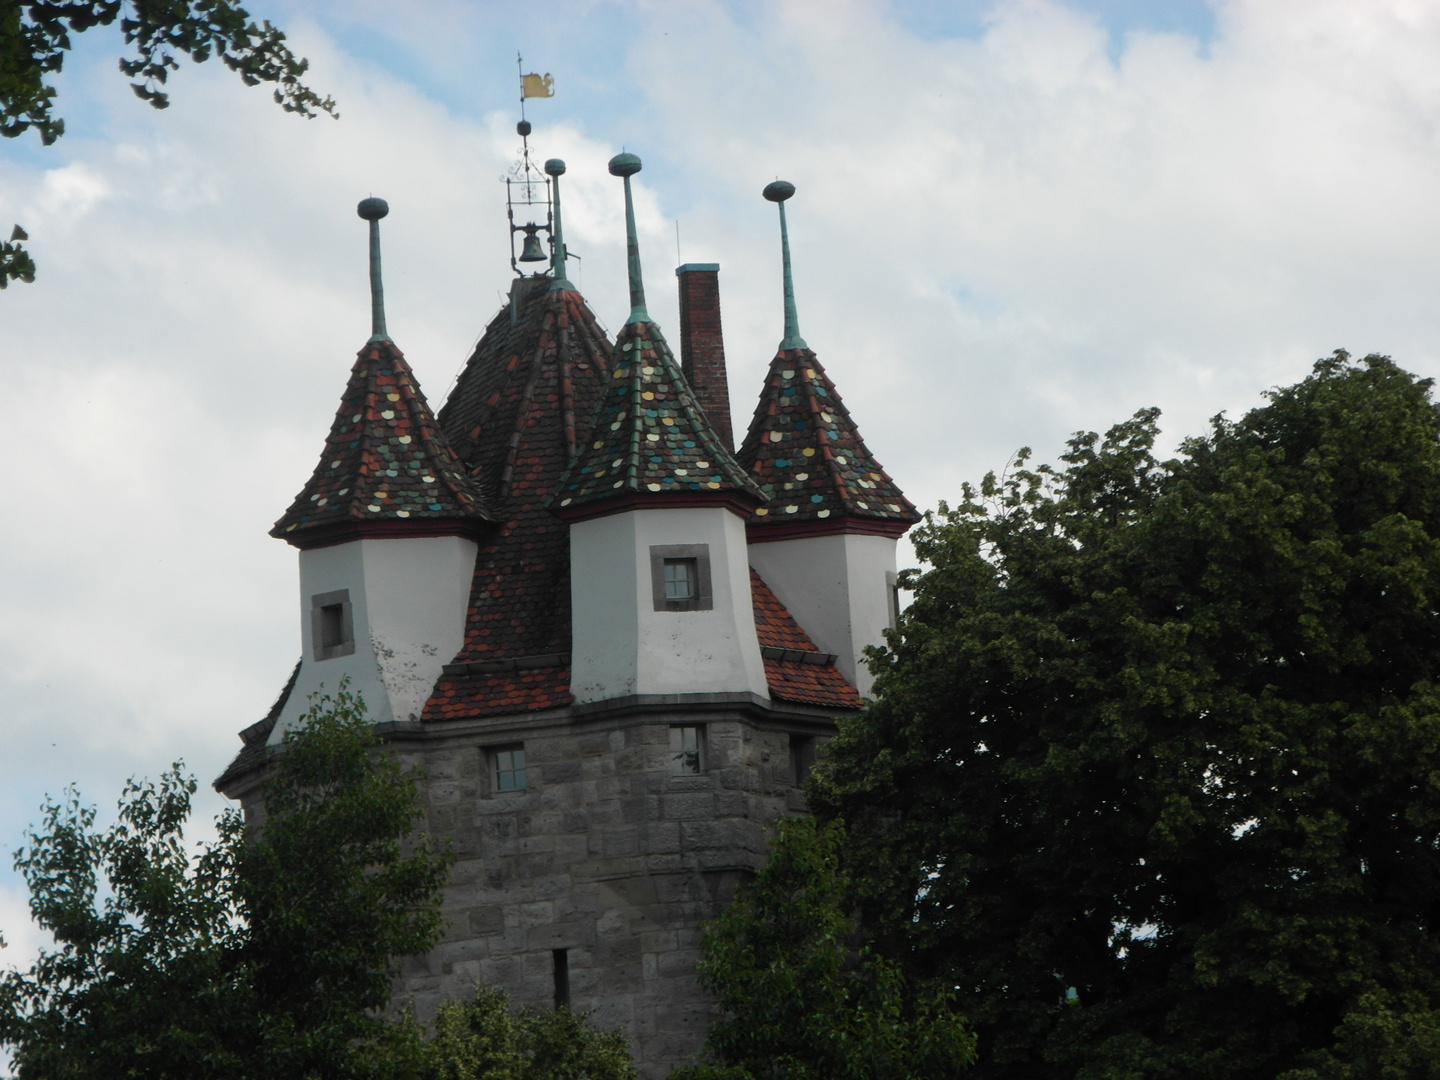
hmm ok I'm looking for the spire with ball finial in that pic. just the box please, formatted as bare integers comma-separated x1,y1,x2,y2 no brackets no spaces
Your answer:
357,196,390,342
608,151,649,325
763,180,807,350
544,158,573,291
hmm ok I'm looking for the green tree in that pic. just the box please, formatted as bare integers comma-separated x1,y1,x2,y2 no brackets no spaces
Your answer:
0,685,450,1079
675,817,975,1080
1,0,335,283
427,986,636,1080
812,352,1440,1079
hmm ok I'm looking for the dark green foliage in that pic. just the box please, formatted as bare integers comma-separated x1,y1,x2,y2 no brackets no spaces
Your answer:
2,223,34,286
0,685,449,1079
1,0,336,145
427,986,636,1080
676,817,976,1080
0,0,334,285
812,352,1440,1078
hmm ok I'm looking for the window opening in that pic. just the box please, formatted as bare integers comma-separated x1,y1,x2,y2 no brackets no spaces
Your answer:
493,746,526,793
790,734,816,788
553,948,570,1010
310,589,354,660
650,544,712,611
670,725,703,775
886,571,901,630
664,558,697,601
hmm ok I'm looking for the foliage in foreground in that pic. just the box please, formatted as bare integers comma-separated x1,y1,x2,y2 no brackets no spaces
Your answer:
675,817,975,1080
813,353,1440,1078
0,686,450,1079
428,986,636,1080
1,0,335,283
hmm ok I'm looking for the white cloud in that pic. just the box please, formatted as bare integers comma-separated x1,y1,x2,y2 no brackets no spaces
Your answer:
4,0,1440,986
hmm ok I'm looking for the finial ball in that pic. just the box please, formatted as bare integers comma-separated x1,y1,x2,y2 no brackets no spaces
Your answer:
608,152,642,177
763,180,796,203
517,119,532,136
357,197,389,221
544,158,567,177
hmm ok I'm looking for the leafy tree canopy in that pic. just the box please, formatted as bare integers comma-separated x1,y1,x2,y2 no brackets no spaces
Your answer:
676,817,976,1080
1,0,335,284
428,986,636,1080
0,686,450,1079
813,353,1440,1079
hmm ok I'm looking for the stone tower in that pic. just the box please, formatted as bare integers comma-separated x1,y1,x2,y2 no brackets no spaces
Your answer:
217,137,918,1078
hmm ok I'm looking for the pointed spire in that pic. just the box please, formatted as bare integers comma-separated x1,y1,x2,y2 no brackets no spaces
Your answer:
271,339,493,547
608,152,649,325
763,181,807,350
738,349,919,534
357,197,390,343
544,158,573,291
553,319,761,514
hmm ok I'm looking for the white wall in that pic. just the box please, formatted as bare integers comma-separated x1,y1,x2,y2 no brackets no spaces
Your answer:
270,534,478,741
570,506,767,704
746,532,897,697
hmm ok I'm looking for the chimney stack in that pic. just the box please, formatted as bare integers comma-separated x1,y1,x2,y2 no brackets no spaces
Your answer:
675,263,733,450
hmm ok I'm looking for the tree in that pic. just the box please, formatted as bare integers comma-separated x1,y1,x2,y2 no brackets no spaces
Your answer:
1,0,336,283
812,352,1440,1079
674,817,975,1080
0,685,450,1079
427,986,636,1080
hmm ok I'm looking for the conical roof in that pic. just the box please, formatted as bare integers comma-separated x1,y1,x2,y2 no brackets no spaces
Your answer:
424,277,614,720
552,320,762,515
738,346,919,533
272,339,492,546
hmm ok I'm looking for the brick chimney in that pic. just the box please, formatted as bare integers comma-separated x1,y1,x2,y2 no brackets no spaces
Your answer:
675,263,733,450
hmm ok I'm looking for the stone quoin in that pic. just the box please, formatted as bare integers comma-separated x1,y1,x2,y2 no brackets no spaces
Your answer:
217,137,919,1078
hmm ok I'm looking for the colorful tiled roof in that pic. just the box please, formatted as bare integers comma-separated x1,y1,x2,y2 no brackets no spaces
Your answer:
422,279,614,721
737,347,919,533
553,320,762,514
271,339,492,545
750,569,862,710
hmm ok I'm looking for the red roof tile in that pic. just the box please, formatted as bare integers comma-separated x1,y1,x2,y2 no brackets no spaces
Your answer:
422,279,611,721
738,347,919,533
749,568,862,710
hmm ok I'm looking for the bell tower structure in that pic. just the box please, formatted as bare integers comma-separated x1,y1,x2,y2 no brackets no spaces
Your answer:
218,122,916,1079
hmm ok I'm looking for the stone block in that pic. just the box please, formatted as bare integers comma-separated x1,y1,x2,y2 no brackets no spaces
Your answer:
467,906,504,936
663,792,715,820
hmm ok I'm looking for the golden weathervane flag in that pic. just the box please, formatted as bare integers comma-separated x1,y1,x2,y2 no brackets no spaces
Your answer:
521,72,554,98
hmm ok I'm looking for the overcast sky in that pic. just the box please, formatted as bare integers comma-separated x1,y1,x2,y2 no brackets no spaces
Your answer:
4,0,1440,980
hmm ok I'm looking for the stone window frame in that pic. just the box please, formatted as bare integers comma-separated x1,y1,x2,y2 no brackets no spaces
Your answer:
650,544,713,612
669,724,705,776
311,589,355,661
489,744,527,795
886,571,901,630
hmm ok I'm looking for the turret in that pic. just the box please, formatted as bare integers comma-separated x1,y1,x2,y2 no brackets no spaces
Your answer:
555,153,768,704
738,182,920,696
267,198,491,736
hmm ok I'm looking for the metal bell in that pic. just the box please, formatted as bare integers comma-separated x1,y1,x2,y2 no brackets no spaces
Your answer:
517,224,546,263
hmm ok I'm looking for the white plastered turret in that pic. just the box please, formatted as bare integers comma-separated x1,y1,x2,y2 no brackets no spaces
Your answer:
269,536,477,741
746,531,896,697
570,506,767,704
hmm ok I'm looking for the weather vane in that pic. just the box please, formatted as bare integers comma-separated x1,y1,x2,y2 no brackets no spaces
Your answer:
505,54,557,277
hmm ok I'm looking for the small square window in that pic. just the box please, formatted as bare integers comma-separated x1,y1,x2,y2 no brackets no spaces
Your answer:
664,558,697,600
311,589,354,660
492,746,526,793
650,545,712,611
670,725,703,775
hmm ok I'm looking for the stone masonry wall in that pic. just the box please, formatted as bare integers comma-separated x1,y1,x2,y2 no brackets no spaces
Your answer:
392,703,829,1078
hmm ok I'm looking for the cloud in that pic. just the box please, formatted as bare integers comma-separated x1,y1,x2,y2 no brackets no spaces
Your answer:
4,0,1440,985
